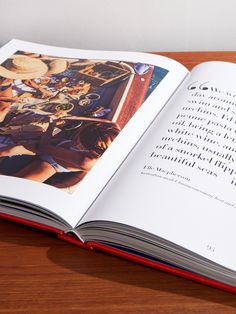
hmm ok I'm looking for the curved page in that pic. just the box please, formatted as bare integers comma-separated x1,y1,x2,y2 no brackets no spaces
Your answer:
0,40,188,226
81,61,236,271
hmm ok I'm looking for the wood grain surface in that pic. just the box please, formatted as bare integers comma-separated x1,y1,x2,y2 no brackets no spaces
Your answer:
1,52,236,313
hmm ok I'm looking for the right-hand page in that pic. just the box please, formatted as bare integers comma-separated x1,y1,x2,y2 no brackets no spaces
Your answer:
81,61,236,271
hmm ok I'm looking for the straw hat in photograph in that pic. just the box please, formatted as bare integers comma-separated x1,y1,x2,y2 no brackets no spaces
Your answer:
46,59,68,75
0,55,48,79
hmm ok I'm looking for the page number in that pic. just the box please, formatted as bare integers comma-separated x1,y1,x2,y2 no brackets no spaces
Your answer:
206,244,215,252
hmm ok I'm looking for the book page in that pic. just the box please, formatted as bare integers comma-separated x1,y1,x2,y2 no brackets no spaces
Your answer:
80,61,236,271
0,40,188,226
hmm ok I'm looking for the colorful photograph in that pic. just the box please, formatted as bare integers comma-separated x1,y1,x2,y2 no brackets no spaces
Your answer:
0,51,168,193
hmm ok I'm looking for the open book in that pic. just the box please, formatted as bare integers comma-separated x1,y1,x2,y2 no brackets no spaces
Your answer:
1,40,236,292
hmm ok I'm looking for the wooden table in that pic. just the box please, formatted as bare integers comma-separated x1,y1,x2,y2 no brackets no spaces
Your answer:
1,52,236,313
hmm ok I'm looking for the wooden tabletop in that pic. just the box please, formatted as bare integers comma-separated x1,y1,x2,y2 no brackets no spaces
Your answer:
1,52,236,313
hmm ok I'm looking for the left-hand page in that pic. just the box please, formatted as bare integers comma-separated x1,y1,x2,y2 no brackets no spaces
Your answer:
0,40,188,228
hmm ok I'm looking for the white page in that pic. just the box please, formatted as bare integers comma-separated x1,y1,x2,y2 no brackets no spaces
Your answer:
0,40,187,227
80,61,236,271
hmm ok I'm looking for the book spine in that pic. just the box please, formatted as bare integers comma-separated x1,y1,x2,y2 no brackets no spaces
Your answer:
57,233,93,250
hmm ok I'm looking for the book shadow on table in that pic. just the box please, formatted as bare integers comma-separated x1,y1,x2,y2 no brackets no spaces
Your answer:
47,244,236,306
1,220,236,306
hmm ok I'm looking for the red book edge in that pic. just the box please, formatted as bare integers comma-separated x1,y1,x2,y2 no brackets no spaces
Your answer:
1,212,236,294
